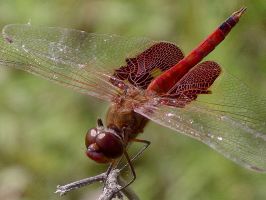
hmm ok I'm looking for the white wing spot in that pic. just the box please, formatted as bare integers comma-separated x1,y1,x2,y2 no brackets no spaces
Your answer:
167,113,174,117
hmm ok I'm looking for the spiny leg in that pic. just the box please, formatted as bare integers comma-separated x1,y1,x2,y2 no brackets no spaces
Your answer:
105,150,137,199
117,150,137,191
114,138,150,192
120,138,151,171
104,130,150,191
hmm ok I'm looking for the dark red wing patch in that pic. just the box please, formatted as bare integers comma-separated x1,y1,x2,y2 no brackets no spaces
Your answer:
160,61,221,107
111,42,184,90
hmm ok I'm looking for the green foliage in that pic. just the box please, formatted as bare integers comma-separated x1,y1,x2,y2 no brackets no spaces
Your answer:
0,0,265,200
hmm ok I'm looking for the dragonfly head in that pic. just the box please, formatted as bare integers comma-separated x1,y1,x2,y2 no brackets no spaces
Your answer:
85,119,124,163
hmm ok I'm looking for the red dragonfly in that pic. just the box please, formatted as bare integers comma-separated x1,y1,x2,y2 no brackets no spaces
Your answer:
0,7,265,185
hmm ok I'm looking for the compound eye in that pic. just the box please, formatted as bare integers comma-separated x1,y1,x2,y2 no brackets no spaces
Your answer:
96,132,124,159
86,143,111,163
85,128,98,148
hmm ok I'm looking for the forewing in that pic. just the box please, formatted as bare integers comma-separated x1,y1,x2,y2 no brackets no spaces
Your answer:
135,71,266,172
112,42,184,89
0,24,156,101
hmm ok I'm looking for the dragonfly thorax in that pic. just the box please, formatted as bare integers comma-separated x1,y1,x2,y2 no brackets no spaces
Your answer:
106,103,148,137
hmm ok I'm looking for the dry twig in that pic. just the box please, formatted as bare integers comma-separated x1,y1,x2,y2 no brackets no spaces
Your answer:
55,169,139,200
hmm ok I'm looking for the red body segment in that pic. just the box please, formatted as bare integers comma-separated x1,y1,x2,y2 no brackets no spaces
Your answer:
147,8,246,94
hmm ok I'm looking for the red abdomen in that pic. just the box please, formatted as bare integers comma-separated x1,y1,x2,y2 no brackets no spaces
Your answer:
147,8,246,94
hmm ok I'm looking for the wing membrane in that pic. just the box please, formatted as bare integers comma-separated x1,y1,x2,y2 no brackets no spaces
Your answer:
113,42,184,89
135,71,266,172
160,61,221,107
0,24,156,101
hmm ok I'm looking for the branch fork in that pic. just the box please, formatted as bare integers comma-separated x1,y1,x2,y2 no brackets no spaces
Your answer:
55,169,139,200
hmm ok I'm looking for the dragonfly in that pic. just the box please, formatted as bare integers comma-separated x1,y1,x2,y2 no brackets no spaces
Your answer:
0,7,266,188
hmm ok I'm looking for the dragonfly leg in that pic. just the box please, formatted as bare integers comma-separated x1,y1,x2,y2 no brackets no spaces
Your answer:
117,150,136,191
106,161,115,177
106,139,151,196
130,138,151,162
120,138,151,171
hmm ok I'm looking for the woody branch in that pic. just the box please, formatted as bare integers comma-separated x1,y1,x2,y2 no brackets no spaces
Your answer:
55,169,139,200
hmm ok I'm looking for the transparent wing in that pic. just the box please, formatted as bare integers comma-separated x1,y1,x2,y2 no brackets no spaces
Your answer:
0,24,156,101
135,70,266,172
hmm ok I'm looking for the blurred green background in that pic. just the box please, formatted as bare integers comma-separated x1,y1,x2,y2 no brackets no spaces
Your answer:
0,0,265,200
